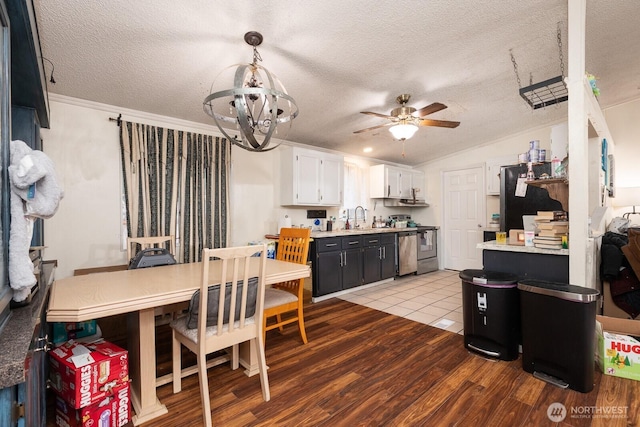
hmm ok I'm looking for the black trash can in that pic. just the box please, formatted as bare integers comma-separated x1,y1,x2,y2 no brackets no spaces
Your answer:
518,280,599,393
460,269,520,361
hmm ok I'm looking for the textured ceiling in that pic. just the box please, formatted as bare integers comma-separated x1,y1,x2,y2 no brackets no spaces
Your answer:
33,0,640,166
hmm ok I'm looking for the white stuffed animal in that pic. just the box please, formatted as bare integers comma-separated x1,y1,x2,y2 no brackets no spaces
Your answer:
8,140,63,301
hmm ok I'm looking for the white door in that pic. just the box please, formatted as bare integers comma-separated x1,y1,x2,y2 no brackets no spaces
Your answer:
443,167,485,271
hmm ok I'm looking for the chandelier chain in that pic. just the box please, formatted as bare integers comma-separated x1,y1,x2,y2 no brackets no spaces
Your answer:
252,46,262,65
557,22,565,79
510,50,521,89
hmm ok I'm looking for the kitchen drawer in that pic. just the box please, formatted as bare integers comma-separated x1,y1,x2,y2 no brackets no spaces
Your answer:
341,235,362,249
315,237,342,252
362,234,382,247
379,233,396,245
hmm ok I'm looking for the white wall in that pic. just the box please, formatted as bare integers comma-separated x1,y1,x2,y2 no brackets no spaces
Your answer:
409,123,562,228
41,95,640,279
41,96,410,279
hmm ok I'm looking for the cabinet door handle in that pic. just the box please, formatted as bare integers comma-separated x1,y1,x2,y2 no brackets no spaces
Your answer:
387,185,390,198
383,246,386,259
369,239,378,244
325,243,338,247
348,241,359,245
379,247,382,260
339,251,343,266
342,251,347,266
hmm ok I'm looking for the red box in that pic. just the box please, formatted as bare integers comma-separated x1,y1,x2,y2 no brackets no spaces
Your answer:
55,381,131,427
49,340,129,409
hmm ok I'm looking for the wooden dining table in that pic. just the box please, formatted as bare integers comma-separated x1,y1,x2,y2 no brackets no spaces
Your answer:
47,257,310,425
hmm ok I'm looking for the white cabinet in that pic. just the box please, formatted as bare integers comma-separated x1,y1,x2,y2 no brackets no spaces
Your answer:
370,164,416,199
485,155,517,195
410,170,425,200
281,146,343,206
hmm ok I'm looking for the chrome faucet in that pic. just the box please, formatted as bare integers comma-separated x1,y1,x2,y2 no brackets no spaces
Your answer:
354,206,365,228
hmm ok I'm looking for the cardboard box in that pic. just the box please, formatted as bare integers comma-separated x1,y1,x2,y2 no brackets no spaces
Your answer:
49,340,129,409
596,315,640,382
55,381,131,427
52,321,98,345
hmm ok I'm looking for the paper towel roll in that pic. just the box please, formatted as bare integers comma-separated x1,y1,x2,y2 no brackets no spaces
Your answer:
278,215,291,232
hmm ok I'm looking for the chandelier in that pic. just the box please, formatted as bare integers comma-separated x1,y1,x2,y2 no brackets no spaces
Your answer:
203,31,299,152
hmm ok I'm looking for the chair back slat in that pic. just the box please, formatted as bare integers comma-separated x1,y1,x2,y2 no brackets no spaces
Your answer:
276,228,311,265
127,235,176,260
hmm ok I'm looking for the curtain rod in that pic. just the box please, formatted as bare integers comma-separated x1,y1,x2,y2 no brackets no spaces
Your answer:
108,113,122,126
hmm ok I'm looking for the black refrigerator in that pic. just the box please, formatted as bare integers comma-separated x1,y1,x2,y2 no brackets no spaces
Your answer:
500,162,563,232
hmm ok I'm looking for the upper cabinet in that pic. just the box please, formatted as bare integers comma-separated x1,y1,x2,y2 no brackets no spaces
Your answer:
370,164,421,199
281,146,343,206
485,155,517,196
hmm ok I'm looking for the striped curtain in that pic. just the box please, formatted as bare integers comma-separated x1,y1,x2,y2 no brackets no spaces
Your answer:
119,121,230,263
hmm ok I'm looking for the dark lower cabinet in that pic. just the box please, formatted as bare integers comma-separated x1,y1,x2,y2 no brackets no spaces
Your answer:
313,233,395,298
363,234,396,284
313,235,363,297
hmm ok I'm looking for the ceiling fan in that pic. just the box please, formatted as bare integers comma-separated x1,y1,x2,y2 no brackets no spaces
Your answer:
354,94,460,140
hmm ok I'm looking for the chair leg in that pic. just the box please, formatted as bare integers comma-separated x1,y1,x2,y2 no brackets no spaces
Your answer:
263,317,268,344
254,335,271,402
231,344,239,370
197,351,212,427
172,331,182,393
276,314,284,332
297,305,308,344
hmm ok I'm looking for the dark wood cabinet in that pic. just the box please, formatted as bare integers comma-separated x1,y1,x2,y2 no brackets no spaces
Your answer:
312,235,363,297
340,236,362,290
312,233,396,298
362,234,396,284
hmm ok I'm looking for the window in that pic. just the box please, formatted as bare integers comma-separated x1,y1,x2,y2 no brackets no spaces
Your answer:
342,161,369,223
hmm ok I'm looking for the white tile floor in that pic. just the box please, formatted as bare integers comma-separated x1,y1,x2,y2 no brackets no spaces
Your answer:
337,269,465,334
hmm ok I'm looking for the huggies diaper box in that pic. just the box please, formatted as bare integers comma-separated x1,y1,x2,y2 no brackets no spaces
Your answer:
54,381,130,427
596,315,640,382
49,340,129,409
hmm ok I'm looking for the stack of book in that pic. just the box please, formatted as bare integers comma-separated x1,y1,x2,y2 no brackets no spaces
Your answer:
534,211,568,249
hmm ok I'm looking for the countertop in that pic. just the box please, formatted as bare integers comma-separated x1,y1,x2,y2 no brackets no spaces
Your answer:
477,240,569,256
0,261,56,389
265,227,417,241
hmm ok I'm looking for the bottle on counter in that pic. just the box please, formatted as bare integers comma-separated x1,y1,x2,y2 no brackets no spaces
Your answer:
345,219,350,230
372,216,376,228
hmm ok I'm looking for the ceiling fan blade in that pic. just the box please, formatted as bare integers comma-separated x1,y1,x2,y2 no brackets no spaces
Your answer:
360,111,393,119
353,122,393,134
418,119,460,128
414,102,447,117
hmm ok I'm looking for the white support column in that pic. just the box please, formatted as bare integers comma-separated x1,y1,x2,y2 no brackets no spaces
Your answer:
567,0,590,287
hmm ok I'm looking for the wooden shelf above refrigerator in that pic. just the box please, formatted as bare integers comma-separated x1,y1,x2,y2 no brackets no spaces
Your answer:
526,178,569,212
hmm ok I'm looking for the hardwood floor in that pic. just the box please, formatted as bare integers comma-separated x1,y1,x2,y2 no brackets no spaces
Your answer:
47,298,640,426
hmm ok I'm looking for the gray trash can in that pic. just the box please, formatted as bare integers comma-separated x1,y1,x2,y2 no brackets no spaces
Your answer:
518,280,599,393
460,269,520,361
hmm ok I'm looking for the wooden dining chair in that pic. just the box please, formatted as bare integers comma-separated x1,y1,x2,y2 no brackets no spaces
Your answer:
171,245,270,427
263,227,311,344
127,235,176,262
127,235,183,324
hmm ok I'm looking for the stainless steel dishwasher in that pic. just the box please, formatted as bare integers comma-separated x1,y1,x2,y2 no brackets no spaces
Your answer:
397,230,417,275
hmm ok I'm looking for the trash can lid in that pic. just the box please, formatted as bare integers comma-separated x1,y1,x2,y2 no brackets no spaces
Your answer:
459,269,519,287
517,280,599,303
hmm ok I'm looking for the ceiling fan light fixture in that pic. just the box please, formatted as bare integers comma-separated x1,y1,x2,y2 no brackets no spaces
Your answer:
389,122,419,141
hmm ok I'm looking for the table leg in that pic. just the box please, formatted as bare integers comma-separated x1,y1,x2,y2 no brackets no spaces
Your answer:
238,340,261,376
128,308,168,425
